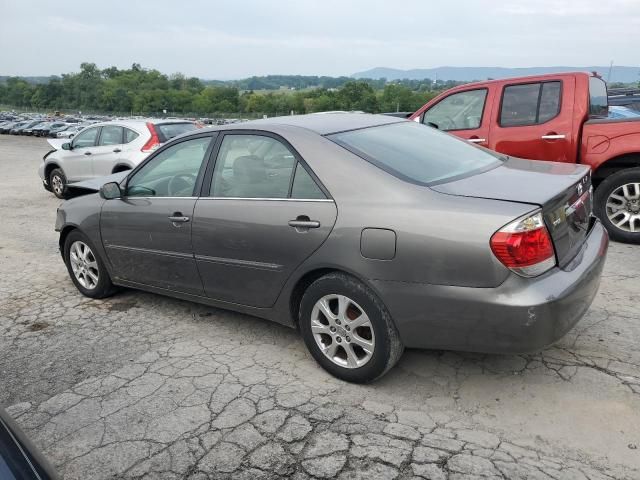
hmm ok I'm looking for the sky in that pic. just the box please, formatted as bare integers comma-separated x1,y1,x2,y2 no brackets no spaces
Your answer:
1,0,639,79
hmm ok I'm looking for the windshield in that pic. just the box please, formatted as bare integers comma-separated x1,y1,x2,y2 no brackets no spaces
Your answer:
589,77,608,117
329,122,502,185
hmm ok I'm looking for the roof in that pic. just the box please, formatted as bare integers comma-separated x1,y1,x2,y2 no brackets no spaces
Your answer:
244,113,405,135
89,118,195,128
444,71,594,91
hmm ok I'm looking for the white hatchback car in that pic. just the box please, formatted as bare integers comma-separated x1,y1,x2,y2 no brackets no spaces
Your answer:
39,119,197,198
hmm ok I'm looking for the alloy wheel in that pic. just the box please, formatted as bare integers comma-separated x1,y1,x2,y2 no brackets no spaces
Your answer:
69,241,100,290
51,174,64,196
606,182,640,233
310,294,375,368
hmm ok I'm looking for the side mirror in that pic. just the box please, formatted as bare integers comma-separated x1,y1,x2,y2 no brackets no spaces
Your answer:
61,142,72,150
100,182,122,200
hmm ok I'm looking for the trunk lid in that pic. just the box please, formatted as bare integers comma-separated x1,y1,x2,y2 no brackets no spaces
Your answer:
431,157,593,267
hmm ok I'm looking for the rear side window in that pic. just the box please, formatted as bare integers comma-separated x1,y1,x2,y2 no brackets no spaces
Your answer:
500,81,561,127
209,134,326,199
330,122,501,185
156,123,197,142
210,135,296,198
99,126,123,146
291,163,326,199
589,77,608,116
423,89,487,131
124,128,139,143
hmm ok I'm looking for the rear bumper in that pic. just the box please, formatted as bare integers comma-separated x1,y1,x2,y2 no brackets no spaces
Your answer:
373,220,609,353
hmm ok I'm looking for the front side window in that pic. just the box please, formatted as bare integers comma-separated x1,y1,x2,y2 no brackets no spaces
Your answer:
99,126,123,146
499,81,561,127
330,122,501,185
126,137,212,197
72,127,99,148
423,89,487,131
210,135,296,198
589,76,608,117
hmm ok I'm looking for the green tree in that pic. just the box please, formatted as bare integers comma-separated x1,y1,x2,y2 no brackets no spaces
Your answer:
336,81,378,112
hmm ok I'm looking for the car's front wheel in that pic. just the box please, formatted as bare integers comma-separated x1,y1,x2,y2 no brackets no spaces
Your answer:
299,273,404,383
595,167,640,243
63,230,116,299
49,168,68,199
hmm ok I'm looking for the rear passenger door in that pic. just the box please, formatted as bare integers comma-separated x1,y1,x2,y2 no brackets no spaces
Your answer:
421,87,493,147
489,77,576,162
192,132,337,308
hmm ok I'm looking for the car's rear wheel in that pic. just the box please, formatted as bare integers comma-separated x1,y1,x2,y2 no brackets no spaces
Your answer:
595,167,640,243
64,230,116,299
299,273,403,383
49,168,67,199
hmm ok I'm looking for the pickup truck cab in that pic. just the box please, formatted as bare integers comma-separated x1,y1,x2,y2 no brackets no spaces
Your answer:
410,72,640,243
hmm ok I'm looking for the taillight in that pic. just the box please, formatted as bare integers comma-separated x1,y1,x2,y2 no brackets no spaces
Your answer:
490,211,556,278
141,122,160,152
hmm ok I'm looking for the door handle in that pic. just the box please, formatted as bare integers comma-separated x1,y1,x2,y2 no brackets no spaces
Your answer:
113,148,122,153
168,213,190,223
467,138,487,143
84,151,92,155
289,216,320,229
541,134,566,140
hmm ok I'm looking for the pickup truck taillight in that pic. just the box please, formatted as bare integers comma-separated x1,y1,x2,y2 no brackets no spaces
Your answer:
141,122,160,152
490,211,556,277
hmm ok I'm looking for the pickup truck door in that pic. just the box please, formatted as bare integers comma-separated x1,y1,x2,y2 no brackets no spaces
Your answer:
488,76,576,163
419,86,494,147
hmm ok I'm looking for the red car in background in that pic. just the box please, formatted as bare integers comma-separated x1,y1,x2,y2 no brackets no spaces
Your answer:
410,72,640,243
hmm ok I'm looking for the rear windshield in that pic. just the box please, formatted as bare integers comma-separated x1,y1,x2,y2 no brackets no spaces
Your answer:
589,77,608,116
329,122,502,185
156,122,197,142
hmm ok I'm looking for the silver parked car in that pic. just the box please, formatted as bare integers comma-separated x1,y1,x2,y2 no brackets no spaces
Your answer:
39,119,197,198
55,114,608,382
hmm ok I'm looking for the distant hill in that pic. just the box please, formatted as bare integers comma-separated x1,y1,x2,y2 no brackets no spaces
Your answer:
0,75,60,84
352,66,640,83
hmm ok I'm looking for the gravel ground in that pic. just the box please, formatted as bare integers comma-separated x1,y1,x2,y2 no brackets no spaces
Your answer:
1,135,639,480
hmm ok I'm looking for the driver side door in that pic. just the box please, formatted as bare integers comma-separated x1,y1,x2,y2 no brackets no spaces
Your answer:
100,134,216,295
63,126,101,182
421,87,494,148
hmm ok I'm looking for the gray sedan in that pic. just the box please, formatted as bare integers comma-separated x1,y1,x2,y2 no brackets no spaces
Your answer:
55,114,609,382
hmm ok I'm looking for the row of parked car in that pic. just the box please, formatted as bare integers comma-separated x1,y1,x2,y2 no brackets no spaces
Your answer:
0,113,100,138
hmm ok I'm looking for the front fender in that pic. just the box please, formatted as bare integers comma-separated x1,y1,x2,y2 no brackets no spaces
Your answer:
55,194,113,274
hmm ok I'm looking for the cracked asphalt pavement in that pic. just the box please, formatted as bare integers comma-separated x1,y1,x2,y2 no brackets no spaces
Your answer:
1,135,639,479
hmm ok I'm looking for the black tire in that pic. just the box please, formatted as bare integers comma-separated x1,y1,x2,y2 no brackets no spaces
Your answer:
49,168,68,199
63,230,117,299
299,273,404,383
594,167,640,244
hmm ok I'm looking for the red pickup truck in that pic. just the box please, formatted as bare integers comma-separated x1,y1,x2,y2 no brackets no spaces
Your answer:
410,72,640,243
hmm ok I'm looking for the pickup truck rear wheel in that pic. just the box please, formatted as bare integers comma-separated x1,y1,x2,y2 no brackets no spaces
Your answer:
595,167,640,243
